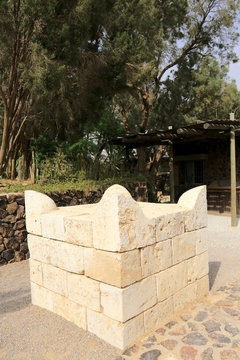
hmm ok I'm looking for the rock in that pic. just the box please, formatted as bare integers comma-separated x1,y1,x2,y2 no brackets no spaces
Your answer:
146,336,157,343
181,313,192,321
224,325,239,336
201,348,213,360
223,308,239,317
16,197,25,206
180,346,198,360
2,249,14,261
203,320,221,333
115,357,125,360
182,332,208,346
0,226,7,237
209,333,231,343
16,205,25,220
231,287,240,292
220,350,240,360
123,345,138,356
0,258,7,266
194,311,208,322
6,202,18,215
15,251,25,262
160,339,178,350
0,208,7,219
3,215,16,223
169,326,186,336
20,242,28,254
215,300,233,307
165,321,177,329
187,322,199,331
13,220,25,230
155,328,166,335
0,244,5,252
139,350,161,360
232,340,240,350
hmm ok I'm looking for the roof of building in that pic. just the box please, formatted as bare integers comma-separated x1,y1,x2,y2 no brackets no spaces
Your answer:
110,119,240,147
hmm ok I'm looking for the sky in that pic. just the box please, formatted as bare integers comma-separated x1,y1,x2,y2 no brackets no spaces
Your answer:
228,58,240,89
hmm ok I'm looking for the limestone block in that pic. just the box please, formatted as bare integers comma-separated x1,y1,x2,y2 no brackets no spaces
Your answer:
49,240,84,274
141,239,172,277
68,273,100,311
31,282,53,312
196,228,208,255
100,276,157,322
52,292,87,330
92,184,155,252
172,231,196,265
197,275,209,298
27,234,50,263
187,252,208,284
64,215,93,247
84,247,142,287
196,251,209,279
144,297,174,332
173,283,197,312
87,309,145,350
156,212,185,242
41,211,65,240
29,258,43,286
178,186,207,231
42,263,68,297
156,262,187,302
25,190,57,235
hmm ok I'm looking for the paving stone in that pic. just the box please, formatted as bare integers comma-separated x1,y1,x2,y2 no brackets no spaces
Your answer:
139,349,161,360
187,322,199,331
213,343,224,348
231,287,240,292
169,326,186,336
220,350,240,360
215,300,233,307
232,339,240,350
165,321,177,329
123,345,138,356
155,327,166,335
209,333,231,344
146,336,157,343
142,343,154,349
224,325,239,337
116,357,126,360
228,294,240,300
223,308,239,317
181,313,192,321
218,286,228,292
203,319,221,333
182,332,208,346
194,311,208,322
160,339,178,350
180,346,198,360
201,347,213,360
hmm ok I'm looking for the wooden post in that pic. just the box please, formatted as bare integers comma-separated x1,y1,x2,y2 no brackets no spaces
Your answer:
169,141,175,203
230,126,237,226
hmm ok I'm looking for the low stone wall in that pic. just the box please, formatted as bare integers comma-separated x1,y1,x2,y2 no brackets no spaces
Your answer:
26,184,209,350
0,183,148,266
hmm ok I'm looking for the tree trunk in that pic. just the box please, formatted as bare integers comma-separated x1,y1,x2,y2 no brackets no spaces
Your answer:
137,147,147,175
0,114,9,176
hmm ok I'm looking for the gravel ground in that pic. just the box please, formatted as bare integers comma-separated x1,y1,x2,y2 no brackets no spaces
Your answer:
0,214,239,359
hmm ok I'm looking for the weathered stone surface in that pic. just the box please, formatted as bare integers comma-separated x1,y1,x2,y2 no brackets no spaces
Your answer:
2,249,15,261
197,276,209,298
68,273,100,311
160,339,178,350
14,251,25,262
156,211,185,242
87,309,144,350
16,205,25,220
220,350,240,360
31,282,53,311
144,297,174,332
139,350,161,360
49,240,84,274
180,346,198,360
141,240,172,277
169,326,186,336
178,186,207,231
196,228,208,255
223,308,239,316
201,347,213,360
100,276,157,322
194,311,208,322
27,234,50,263
6,202,18,215
29,258,43,285
122,344,138,356
25,190,57,235
156,261,187,302
165,320,178,329
209,333,231,343
42,263,68,296
64,215,94,247
182,332,208,346
172,232,196,265
224,324,239,336
85,247,141,287
203,320,221,333
173,283,197,312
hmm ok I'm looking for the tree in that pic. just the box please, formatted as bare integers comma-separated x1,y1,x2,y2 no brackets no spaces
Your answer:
100,0,240,179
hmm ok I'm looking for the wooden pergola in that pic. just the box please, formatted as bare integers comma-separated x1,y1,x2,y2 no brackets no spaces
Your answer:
110,119,240,226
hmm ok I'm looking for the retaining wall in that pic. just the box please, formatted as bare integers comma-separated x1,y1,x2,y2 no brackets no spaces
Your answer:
26,184,209,350
0,183,148,266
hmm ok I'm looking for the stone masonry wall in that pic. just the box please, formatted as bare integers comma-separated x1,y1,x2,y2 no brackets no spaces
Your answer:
0,183,148,266
25,184,209,350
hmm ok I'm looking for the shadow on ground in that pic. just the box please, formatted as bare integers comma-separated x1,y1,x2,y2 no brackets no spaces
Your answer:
208,261,221,290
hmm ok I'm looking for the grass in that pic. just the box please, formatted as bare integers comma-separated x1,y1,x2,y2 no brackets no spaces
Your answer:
0,175,147,194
